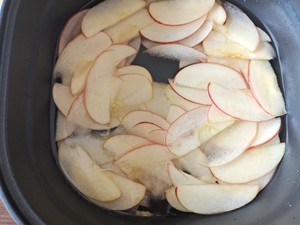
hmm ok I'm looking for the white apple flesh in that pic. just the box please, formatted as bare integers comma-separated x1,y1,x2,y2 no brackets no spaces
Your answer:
52,83,76,116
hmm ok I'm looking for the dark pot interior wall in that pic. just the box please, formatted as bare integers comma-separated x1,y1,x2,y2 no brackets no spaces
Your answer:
0,0,300,225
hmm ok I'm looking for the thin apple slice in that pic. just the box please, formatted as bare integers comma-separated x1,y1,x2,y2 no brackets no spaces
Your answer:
166,105,186,124
104,135,151,160
68,94,120,130
173,148,216,183
142,39,159,49
261,135,280,147
117,65,153,83
140,16,206,43
129,122,166,145
208,104,234,123
168,163,207,186
56,112,76,141
178,21,213,47
54,32,112,85
115,144,176,198
85,51,121,124
142,82,171,118
201,121,257,167
126,36,142,65
166,188,190,212
207,3,227,25
169,80,212,105
117,74,152,106
176,184,259,214
71,61,93,95
257,27,271,42
203,31,276,60
52,83,76,116
208,83,274,122
166,106,209,156
146,44,206,62
82,0,146,38
174,63,247,90
211,143,285,183
105,8,154,44
58,9,88,55
165,85,201,111
122,110,170,131
249,60,286,116
59,144,121,202
246,169,275,191
107,44,137,65
222,2,259,51
94,171,146,210
148,0,214,26
249,118,281,148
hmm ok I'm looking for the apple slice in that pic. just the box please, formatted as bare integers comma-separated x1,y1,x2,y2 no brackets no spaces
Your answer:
68,94,120,130
166,105,186,124
257,27,271,42
261,135,280,147
166,106,209,156
222,2,260,51
146,44,206,62
249,118,281,148
85,51,121,124
129,122,166,145
142,39,159,49
201,121,257,167
53,83,76,116
208,83,274,122
148,0,214,26
203,31,276,60
103,135,151,160
54,32,112,85
176,184,259,214
165,85,202,111
207,3,227,25
117,65,153,83
117,74,152,106
178,21,213,47
71,61,93,95
82,0,146,38
173,148,216,183
247,169,275,191
208,104,234,123
126,36,142,65
58,9,88,55
94,171,146,210
169,79,212,105
211,143,285,183
140,16,206,43
121,110,170,131
55,112,75,141
168,163,207,186
107,44,137,65
174,63,247,90
142,82,171,118
115,144,175,198
166,188,190,212
104,8,154,44
58,144,121,202
248,60,287,116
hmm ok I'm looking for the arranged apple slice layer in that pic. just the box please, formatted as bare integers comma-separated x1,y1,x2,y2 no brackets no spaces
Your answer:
166,107,209,156
52,83,76,116
126,36,142,65
166,105,186,124
54,32,112,85
176,184,259,214
249,60,287,116
148,0,214,26
165,188,190,212
115,144,175,198
207,3,227,25
59,144,121,202
208,83,274,122
208,104,235,123
117,65,153,83
174,63,247,90
211,143,285,183
71,61,93,95
105,9,154,44
140,16,206,43
94,171,146,210
55,112,75,141
81,0,146,38
201,121,257,167
246,169,276,191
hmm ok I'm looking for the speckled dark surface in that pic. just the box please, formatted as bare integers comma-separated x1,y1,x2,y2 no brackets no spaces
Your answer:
0,0,300,224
